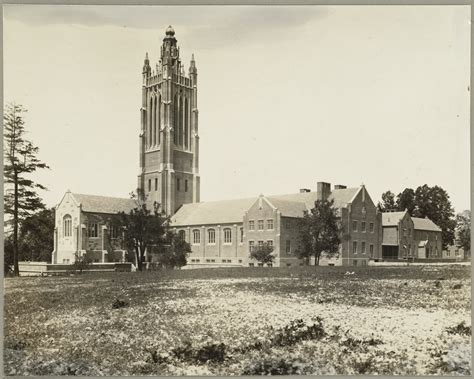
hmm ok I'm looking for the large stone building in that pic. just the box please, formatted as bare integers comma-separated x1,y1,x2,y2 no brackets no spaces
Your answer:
170,183,383,267
52,26,386,267
381,210,442,259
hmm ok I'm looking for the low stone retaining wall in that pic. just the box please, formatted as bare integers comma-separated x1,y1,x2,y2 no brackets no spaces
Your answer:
18,261,132,276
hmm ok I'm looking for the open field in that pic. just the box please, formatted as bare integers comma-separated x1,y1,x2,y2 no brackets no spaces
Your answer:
4,265,471,376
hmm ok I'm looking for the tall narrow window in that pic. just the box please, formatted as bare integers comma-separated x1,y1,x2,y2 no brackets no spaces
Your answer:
240,227,244,244
249,240,255,252
148,179,152,192
157,94,161,144
352,241,358,254
151,95,156,146
88,223,99,238
177,178,181,191
185,179,188,192
179,96,183,146
63,215,72,237
178,230,185,241
361,241,366,254
361,221,366,232
155,178,158,191
184,98,189,150
352,220,358,231
369,244,374,257
258,220,264,230
267,240,273,249
369,222,374,233
147,95,153,148
286,240,291,254
224,228,232,244
193,229,200,244
208,229,216,244
173,94,178,144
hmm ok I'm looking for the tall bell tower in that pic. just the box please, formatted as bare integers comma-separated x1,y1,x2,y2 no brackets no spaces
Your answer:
138,26,200,215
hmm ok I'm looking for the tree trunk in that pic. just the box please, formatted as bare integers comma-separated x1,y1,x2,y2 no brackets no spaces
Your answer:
315,254,320,266
13,171,19,277
135,246,142,271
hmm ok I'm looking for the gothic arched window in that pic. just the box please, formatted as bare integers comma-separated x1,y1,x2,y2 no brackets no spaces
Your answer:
173,94,178,144
223,228,232,244
178,230,186,241
179,96,183,146
152,95,157,146
63,214,72,237
147,95,153,148
208,229,216,244
157,94,161,144
184,97,189,150
193,229,200,244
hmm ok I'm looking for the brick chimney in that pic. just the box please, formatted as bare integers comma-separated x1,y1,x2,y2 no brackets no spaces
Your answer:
299,188,311,193
334,184,347,190
316,182,331,201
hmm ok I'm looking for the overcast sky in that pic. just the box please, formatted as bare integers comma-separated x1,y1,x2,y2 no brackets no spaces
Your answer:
3,5,471,212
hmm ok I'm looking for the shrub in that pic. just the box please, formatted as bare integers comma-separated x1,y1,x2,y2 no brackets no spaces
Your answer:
272,318,325,347
112,298,129,309
170,341,227,364
446,321,471,336
242,358,300,375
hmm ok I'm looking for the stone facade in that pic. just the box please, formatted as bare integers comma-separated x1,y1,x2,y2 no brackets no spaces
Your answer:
137,26,200,216
172,184,383,267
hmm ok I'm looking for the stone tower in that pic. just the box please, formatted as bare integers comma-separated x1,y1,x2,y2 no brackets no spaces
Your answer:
138,26,200,215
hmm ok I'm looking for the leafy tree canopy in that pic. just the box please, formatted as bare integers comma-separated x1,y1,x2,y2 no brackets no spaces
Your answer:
296,199,341,266
249,242,275,265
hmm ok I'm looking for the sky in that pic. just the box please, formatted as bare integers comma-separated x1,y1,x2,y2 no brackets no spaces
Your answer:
3,5,471,213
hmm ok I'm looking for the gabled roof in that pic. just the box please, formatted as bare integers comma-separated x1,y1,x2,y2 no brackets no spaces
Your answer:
171,197,257,226
71,193,137,214
171,187,362,226
412,217,441,232
382,211,408,226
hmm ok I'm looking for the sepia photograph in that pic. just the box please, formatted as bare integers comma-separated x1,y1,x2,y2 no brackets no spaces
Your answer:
3,3,471,376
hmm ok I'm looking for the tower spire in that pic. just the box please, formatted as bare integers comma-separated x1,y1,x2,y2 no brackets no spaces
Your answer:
189,53,197,75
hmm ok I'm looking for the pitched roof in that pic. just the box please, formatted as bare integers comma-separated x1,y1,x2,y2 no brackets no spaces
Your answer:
382,211,407,226
171,197,257,226
172,187,362,226
412,217,442,232
71,193,137,214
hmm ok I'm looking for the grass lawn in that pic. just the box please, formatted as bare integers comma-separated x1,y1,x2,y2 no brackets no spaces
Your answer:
4,265,471,376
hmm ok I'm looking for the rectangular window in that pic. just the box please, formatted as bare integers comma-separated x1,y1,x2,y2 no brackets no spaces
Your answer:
258,240,264,248
267,263,273,267
369,222,374,233
240,227,244,244
155,178,158,191
185,179,188,192
352,220,358,231
361,222,366,232
238,259,242,263
286,240,291,254
249,263,255,267
267,219,274,230
249,240,255,252
258,263,264,267
110,226,119,239
249,220,255,230
361,241,366,254
196,259,200,263
267,240,273,249
148,179,152,192
88,223,99,238
177,178,181,191
224,228,232,244
369,244,374,257
352,241,358,254
258,220,264,230
193,230,201,244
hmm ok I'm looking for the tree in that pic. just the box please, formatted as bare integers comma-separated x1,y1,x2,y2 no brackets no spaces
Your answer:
155,231,191,269
377,191,397,212
18,208,55,262
396,188,416,214
4,103,50,276
70,252,92,274
412,185,456,249
456,210,471,256
114,192,169,271
249,242,275,265
296,199,341,266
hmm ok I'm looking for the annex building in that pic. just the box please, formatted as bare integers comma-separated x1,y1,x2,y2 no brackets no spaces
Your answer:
52,26,441,267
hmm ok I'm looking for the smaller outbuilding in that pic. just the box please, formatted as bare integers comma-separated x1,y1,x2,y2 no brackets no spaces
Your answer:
381,210,442,260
